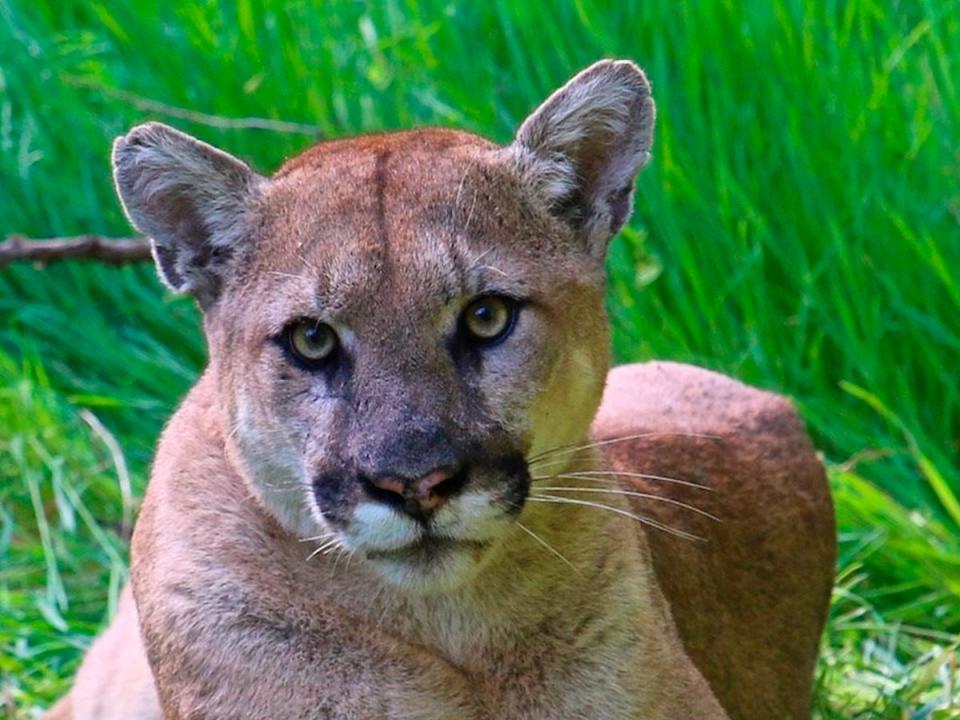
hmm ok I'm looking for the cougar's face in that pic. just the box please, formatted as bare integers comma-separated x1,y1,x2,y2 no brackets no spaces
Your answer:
209,134,608,591
112,60,654,591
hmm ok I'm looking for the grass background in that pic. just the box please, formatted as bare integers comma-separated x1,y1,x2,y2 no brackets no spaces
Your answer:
1,0,957,716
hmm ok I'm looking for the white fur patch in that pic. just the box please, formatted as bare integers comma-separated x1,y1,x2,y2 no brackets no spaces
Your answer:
431,490,505,542
346,502,421,552
231,396,319,539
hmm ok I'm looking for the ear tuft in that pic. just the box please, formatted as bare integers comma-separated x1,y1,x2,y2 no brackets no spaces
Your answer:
112,122,263,307
510,59,655,256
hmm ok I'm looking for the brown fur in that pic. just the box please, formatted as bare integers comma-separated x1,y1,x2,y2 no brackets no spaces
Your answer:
44,60,834,719
596,362,835,719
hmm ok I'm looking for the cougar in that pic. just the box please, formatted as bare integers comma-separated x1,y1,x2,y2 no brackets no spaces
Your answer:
44,60,835,719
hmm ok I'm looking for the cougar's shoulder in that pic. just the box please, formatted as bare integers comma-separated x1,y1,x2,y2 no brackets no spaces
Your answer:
593,361,835,719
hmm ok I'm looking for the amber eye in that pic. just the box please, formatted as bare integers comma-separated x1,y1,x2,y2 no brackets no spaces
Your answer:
285,319,338,366
461,296,517,345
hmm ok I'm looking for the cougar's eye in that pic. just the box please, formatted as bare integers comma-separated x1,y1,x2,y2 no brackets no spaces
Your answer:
285,319,338,366
461,295,517,345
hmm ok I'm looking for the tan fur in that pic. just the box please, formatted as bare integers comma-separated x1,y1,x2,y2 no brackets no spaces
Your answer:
65,586,159,718
45,60,834,719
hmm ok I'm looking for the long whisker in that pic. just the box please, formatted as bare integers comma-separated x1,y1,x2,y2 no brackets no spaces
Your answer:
533,486,721,521
343,548,357,572
306,536,343,562
299,532,339,543
464,246,494,272
331,545,353,573
226,418,245,441
305,545,328,563
295,250,322,276
536,470,712,492
515,521,581,575
529,494,704,542
528,431,725,466
524,452,622,475
318,537,345,553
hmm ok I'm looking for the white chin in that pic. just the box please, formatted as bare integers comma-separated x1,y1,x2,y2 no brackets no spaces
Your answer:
366,540,487,592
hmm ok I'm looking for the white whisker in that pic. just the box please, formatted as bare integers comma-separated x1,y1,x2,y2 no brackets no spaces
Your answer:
226,418,245,441
515,521,580,574
529,494,704,542
525,455,586,474
528,431,725,466
464,247,494,272
533,486,720,521
295,250,322,276
331,546,352,573
306,536,343,562
536,469,711,492
299,532,339,543
305,547,324,563
318,537,343,552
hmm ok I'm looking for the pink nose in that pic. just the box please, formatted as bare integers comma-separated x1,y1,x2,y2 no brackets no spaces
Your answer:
369,467,461,512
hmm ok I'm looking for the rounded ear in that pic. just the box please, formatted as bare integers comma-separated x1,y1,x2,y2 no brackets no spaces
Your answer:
509,59,656,257
112,122,264,308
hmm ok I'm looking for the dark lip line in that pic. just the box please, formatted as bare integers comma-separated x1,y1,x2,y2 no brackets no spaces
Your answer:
366,536,490,560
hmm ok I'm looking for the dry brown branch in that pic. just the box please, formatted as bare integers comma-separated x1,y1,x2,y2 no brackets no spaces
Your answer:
67,78,324,136
0,235,151,267
118,95,324,135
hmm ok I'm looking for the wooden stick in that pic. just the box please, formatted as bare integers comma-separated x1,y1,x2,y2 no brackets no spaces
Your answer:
0,235,152,268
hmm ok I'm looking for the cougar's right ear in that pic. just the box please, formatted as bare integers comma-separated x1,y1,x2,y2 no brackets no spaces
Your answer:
509,60,655,259
112,122,264,308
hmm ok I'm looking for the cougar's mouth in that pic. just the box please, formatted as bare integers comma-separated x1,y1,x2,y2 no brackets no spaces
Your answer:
357,527,497,591
365,535,489,561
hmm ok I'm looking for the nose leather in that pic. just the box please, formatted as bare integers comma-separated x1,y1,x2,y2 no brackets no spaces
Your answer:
414,469,455,511
369,467,459,513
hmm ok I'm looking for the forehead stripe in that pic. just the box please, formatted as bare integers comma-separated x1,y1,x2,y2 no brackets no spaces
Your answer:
373,150,391,265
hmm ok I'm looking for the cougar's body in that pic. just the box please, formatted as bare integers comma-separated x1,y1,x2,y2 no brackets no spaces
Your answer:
44,61,834,719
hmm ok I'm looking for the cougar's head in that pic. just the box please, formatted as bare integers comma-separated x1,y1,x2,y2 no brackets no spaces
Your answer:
113,60,655,591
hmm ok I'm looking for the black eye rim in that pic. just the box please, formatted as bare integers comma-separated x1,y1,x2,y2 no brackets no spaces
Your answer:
460,294,521,348
280,317,339,370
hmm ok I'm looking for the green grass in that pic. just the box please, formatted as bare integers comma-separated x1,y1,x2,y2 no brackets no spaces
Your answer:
1,0,957,716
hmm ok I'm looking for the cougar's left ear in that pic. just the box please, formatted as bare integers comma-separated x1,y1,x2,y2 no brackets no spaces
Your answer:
510,59,655,257
112,122,264,308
